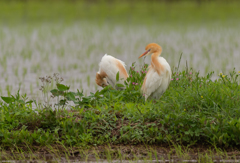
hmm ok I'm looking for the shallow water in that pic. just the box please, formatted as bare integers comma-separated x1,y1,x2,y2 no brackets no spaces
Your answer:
0,23,240,100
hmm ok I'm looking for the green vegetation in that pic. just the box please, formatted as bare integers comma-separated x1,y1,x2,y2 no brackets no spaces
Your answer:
1,0,240,26
1,62,240,151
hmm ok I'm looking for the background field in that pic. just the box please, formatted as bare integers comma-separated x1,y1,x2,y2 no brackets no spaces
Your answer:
0,0,240,99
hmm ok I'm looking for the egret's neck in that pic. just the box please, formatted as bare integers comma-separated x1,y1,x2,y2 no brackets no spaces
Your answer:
151,51,163,75
151,51,161,59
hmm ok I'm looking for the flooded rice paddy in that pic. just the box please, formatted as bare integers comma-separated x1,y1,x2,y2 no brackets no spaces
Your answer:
0,23,240,99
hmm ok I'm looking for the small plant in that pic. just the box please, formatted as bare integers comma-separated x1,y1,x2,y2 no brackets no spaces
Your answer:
39,73,64,108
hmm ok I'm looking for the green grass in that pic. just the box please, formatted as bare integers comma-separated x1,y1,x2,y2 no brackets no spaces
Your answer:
1,62,240,150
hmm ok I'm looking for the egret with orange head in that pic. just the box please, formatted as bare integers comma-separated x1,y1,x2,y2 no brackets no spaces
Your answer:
139,43,171,100
96,54,128,89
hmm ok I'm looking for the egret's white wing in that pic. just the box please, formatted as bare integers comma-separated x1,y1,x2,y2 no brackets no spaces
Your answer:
143,68,163,99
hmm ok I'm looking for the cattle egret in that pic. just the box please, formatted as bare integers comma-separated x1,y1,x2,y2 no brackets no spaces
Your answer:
139,43,171,100
95,54,128,89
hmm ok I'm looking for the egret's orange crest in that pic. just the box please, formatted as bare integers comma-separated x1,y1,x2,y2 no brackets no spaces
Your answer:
145,43,162,51
139,43,162,58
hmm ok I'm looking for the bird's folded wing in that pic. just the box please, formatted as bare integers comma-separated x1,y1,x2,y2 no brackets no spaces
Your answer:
145,69,163,96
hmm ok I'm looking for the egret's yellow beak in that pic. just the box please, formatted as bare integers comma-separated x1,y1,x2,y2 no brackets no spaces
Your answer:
139,49,150,58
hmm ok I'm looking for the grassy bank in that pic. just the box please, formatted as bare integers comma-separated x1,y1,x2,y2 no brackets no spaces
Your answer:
1,62,240,151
